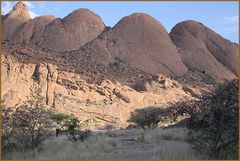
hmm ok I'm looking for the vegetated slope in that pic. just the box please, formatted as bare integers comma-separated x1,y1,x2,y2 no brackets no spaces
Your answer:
170,20,238,80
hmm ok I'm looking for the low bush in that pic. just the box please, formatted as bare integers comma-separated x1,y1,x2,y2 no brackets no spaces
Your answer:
127,107,165,129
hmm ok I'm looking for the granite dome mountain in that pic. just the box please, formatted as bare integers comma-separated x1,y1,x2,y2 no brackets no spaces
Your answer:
1,2,238,128
2,1,30,41
170,20,238,80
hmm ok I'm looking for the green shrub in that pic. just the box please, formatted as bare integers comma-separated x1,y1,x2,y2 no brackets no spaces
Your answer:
50,111,79,133
11,94,52,150
168,79,239,159
127,107,165,129
51,111,89,143
1,103,15,153
51,112,69,122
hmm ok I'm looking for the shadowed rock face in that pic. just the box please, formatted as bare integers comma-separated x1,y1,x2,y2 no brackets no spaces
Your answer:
2,1,30,41
86,13,188,77
170,20,238,80
37,9,105,51
3,6,105,52
11,16,56,45
1,15,6,22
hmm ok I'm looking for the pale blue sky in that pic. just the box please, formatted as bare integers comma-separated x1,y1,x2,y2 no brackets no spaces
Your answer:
1,1,239,43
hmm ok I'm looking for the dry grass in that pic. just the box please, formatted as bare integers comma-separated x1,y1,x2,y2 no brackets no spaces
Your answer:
152,140,206,159
4,135,122,160
105,128,145,138
143,128,208,159
143,127,188,142
3,127,209,160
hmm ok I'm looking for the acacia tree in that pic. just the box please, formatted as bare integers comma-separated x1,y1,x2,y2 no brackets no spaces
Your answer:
166,79,238,159
1,101,14,153
11,94,52,149
127,107,165,129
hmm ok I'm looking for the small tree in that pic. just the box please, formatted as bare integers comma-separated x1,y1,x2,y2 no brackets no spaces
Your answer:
51,111,79,130
51,112,70,123
127,107,165,129
51,111,84,142
1,101,15,153
11,94,52,149
167,79,238,159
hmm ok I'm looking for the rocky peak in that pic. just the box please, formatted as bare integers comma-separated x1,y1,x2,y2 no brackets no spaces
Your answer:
111,12,163,38
9,1,29,14
6,1,30,20
86,12,188,76
2,1,31,41
63,8,103,23
170,20,238,80
37,8,105,51
114,12,167,33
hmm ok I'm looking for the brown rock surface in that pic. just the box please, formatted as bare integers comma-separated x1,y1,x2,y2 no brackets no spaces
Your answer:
38,9,105,51
1,3,238,129
36,63,49,97
11,16,56,45
2,44,194,128
134,74,203,97
2,1,30,41
33,63,58,106
1,50,37,107
86,13,188,76
170,20,238,80
1,14,6,22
